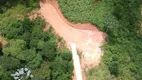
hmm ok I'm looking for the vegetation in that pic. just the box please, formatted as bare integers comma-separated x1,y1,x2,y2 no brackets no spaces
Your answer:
0,1,73,79
0,0,39,22
59,0,142,80
0,0,39,13
0,16,73,80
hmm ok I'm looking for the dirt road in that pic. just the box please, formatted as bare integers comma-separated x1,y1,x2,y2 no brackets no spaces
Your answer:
40,0,106,70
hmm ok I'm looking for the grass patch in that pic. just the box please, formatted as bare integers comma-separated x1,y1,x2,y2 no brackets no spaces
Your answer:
58,0,108,30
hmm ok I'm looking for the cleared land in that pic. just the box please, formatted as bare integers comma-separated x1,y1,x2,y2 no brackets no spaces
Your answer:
40,0,106,70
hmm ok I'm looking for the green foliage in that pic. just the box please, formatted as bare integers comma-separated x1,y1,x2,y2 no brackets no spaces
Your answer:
0,0,40,23
60,50,72,61
40,40,57,61
3,39,26,57
0,56,20,70
37,40,45,49
0,0,39,14
0,18,24,39
28,54,42,69
108,58,119,77
57,36,63,42
51,56,73,80
59,0,96,23
17,49,36,62
0,66,11,80
32,62,51,80
86,63,112,80
0,16,73,80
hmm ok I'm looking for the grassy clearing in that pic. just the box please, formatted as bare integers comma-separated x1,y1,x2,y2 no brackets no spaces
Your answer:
59,0,96,22
58,0,108,30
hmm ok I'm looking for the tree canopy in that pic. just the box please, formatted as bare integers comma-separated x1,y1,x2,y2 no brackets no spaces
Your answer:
0,16,73,80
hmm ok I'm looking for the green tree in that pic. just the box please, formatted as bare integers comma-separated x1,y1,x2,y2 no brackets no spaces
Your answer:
0,56,20,70
0,0,39,13
60,50,72,61
51,57,73,80
2,39,26,57
0,66,11,80
28,54,42,69
40,41,57,61
0,18,24,39
17,49,36,62
32,62,51,80
37,40,45,50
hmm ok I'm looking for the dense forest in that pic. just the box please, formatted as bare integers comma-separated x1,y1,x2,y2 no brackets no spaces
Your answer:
59,0,142,80
0,0,73,80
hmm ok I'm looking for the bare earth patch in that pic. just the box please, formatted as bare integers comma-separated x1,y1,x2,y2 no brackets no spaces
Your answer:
39,0,106,79
0,36,7,47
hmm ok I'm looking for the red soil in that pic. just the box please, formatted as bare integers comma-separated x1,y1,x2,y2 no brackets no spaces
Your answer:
40,0,106,71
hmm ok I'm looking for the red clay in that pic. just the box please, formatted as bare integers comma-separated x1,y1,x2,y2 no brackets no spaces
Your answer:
40,0,106,70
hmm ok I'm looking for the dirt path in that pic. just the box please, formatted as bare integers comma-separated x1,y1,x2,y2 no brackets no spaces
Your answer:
39,0,106,72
